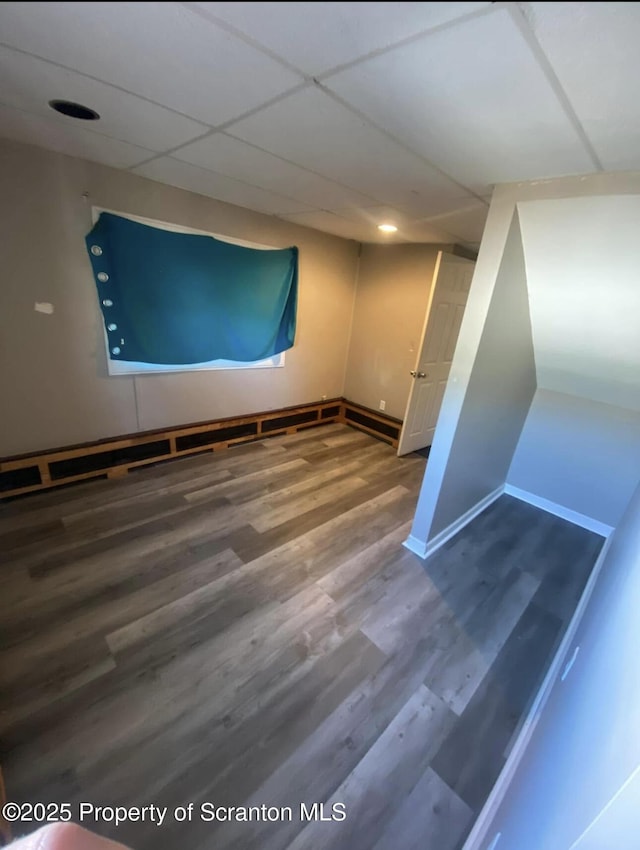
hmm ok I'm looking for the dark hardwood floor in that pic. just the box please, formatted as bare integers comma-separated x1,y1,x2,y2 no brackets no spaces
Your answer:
0,424,603,850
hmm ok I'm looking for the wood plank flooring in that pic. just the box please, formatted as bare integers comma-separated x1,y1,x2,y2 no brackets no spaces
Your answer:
0,424,603,850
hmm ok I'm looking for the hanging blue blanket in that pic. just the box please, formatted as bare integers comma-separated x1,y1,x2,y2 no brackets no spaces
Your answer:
85,212,298,364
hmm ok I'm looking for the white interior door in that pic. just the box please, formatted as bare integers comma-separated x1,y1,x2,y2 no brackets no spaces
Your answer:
397,252,475,456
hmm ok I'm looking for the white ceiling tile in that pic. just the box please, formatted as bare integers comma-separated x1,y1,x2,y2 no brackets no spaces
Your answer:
132,156,313,215
0,46,207,151
332,203,486,244
336,205,409,228
197,2,490,75
228,88,473,215
329,206,454,242
279,210,374,242
0,103,153,169
281,207,458,244
173,132,376,209
421,202,489,243
0,0,634,246
400,220,468,245
325,7,596,194
522,2,640,170
0,1,302,125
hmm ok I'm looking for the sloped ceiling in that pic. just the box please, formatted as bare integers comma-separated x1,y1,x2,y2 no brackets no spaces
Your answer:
0,2,638,246
518,194,640,412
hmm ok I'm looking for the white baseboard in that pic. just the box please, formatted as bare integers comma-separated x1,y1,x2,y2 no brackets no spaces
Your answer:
403,534,429,558
405,481,616,848
503,484,614,538
403,485,504,560
462,521,615,849
404,481,616,847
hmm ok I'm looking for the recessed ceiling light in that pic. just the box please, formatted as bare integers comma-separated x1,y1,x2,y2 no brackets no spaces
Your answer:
377,223,398,233
49,99,100,121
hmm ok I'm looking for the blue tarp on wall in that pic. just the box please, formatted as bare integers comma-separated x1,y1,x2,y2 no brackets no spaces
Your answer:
85,213,298,364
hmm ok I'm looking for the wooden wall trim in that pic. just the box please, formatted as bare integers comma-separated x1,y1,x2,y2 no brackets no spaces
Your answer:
0,398,402,499
341,399,402,448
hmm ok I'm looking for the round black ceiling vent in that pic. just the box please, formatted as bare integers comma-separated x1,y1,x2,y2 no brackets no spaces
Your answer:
48,100,100,120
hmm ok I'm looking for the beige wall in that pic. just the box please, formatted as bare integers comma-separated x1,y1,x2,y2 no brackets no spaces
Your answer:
343,243,442,420
0,138,359,457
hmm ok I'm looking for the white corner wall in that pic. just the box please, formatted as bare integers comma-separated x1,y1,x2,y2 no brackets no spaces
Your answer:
517,195,640,412
508,389,640,529
471,481,640,850
408,172,640,556
407,208,536,552
505,192,640,528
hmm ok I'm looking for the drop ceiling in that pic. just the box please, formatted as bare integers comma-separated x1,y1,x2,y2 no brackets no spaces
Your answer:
0,1,638,247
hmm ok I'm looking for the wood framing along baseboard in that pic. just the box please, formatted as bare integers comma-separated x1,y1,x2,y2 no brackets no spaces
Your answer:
341,399,402,448
0,397,405,500
503,484,614,538
403,485,505,559
0,398,343,499
462,530,615,850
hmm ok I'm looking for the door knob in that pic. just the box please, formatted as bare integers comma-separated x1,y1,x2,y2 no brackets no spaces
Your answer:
410,370,427,378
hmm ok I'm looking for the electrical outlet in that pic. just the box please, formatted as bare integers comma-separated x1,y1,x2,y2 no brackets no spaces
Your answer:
321,394,327,401
379,400,386,411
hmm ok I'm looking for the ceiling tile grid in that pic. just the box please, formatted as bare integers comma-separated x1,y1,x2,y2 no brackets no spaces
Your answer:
279,209,388,243
0,2,637,244
132,156,314,216
419,202,490,244
227,87,475,215
193,1,491,76
172,131,378,210
521,2,640,171
0,1,303,124
0,101,155,170
0,44,209,152
322,6,597,195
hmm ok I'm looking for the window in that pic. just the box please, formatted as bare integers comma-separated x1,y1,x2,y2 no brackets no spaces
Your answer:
89,207,295,376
